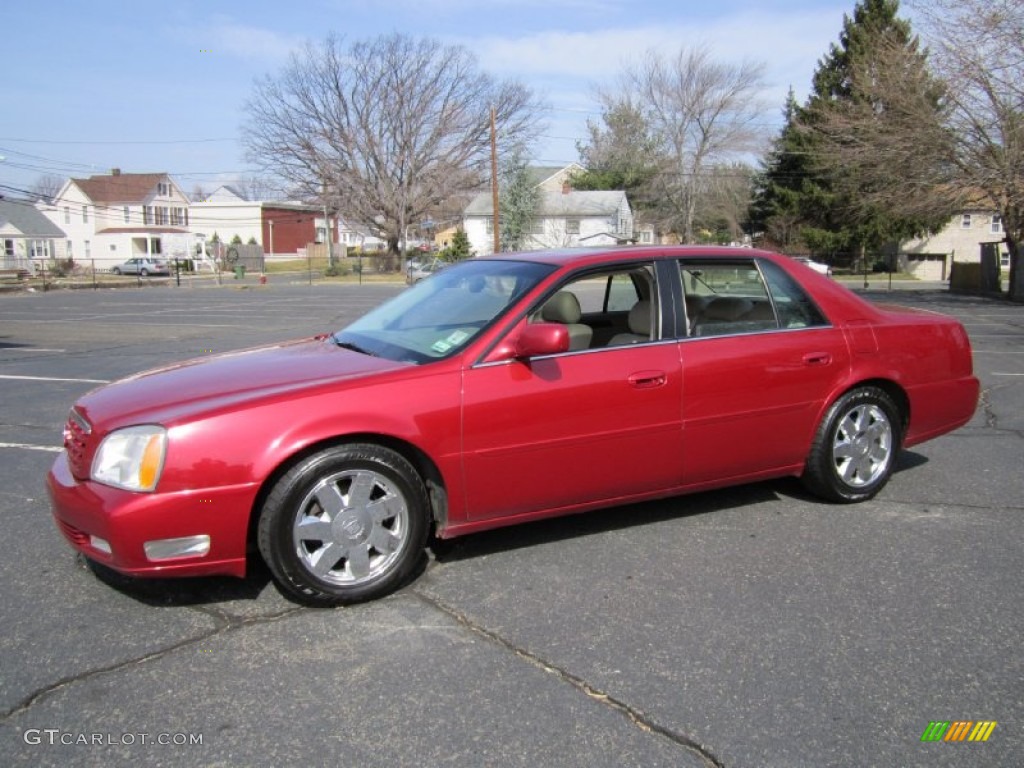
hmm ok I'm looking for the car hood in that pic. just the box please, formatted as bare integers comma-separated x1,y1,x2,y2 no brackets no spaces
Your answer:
75,337,411,430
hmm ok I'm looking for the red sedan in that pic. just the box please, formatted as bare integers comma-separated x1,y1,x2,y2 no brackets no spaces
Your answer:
47,247,979,605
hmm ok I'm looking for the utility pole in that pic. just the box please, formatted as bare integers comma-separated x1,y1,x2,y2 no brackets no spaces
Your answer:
490,106,500,254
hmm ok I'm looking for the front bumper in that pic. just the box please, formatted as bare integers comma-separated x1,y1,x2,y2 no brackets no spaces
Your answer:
46,452,256,579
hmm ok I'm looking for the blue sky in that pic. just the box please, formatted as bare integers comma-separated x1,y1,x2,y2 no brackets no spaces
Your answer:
1,0,861,198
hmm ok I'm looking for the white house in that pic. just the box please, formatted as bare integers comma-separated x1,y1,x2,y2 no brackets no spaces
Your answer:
1,198,67,274
464,165,634,255
900,209,1010,280
41,170,191,270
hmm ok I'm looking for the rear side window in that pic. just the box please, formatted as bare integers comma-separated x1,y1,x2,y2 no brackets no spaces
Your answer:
680,261,777,337
759,260,828,329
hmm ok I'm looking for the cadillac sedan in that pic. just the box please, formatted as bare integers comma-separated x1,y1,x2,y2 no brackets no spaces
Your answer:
47,247,979,605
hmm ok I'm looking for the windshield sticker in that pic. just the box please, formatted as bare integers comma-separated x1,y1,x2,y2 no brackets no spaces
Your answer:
431,339,453,354
446,330,470,345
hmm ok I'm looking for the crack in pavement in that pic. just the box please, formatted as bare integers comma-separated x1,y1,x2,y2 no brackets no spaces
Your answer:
0,605,307,722
412,589,725,768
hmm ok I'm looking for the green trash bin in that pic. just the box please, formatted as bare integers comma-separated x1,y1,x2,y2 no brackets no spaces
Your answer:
234,265,246,279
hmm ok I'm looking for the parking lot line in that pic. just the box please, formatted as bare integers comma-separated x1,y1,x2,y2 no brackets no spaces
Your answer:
0,374,111,384
0,442,62,453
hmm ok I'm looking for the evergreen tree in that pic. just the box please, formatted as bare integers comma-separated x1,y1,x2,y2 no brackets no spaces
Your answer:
749,90,817,251
498,144,541,252
751,0,949,267
443,229,472,261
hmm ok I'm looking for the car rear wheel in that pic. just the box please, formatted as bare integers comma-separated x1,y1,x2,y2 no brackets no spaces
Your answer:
111,267,121,275
802,386,902,503
257,444,429,605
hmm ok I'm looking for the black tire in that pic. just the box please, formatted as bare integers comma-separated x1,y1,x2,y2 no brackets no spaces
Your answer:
111,267,121,275
257,443,429,606
140,268,149,277
802,386,902,503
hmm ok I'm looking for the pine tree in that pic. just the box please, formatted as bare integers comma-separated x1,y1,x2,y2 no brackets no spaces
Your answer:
751,0,949,268
498,144,541,252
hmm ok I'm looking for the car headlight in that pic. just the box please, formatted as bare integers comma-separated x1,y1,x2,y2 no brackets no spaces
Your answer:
91,425,167,492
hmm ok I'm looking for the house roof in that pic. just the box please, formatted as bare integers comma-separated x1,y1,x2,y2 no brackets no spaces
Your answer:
206,185,247,202
0,199,66,237
70,173,171,204
464,190,628,218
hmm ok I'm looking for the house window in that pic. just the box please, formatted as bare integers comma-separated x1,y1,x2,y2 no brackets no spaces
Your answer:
67,240,73,258
29,240,52,259
485,217,493,235
529,219,545,235
170,207,187,226
157,182,169,196
143,206,153,225
3,239,14,257
84,240,91,259
991,215,1003,234
565,218,580,235
155,207,169,226
64,206,70,225
639,231,653,244
123,206,130,224
960,214,972,228
82,205,89,223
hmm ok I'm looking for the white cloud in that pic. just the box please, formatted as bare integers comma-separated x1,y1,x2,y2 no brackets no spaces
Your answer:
463,6,846,106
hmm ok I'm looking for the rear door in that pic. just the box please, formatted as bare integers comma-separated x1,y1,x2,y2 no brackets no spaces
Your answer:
678,258,851,484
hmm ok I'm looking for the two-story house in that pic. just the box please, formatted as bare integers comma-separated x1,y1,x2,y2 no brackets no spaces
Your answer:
42,170,191,270
463,165,635,255
899,208,1011,280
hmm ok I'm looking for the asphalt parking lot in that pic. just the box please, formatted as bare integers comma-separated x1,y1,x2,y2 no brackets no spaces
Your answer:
0,280,1021,767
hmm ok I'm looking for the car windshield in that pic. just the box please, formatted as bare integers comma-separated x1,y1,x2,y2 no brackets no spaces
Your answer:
334,259,555,364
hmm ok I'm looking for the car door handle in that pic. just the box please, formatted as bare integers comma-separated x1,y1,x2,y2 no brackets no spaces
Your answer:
628,370,667,388
802,352,832,366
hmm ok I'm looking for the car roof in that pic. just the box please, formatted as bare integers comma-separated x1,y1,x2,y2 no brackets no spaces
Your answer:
483,245,779,268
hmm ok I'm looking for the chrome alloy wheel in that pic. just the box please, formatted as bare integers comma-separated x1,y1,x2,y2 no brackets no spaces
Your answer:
292,469,410,586
832,403,893,488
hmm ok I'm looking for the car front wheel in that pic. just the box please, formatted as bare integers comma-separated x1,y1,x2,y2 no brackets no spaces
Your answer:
802,386,902,503
140,268,149,277
111,267,121,275
257,444,429,605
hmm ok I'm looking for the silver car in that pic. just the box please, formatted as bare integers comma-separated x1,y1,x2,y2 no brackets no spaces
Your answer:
111,257,171,277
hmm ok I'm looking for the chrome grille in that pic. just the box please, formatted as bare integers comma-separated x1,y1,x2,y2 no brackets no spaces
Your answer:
63,408,93,480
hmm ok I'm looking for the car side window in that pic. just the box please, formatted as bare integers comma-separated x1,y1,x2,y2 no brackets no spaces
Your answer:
531,264,659,350
681,261,778,337
759,260,828,329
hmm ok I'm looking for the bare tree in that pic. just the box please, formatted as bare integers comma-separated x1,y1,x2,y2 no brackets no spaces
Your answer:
243,33,544,258
693,163,756,243
191,184,209,203
909,0,1024,299
241,175,280,201
613,47,767,242
31,174,64,204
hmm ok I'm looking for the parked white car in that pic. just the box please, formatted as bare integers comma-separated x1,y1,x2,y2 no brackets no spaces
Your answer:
792,256,833,277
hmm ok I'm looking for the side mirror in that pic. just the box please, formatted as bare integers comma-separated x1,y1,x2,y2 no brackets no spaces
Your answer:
483,321,570,363
514,322,570,358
